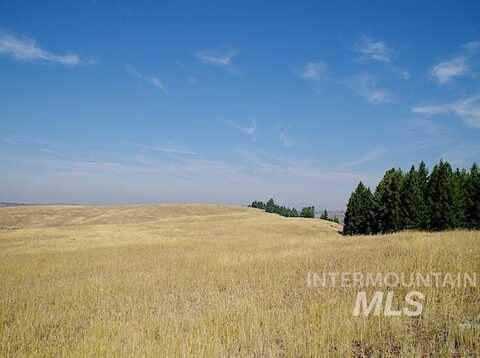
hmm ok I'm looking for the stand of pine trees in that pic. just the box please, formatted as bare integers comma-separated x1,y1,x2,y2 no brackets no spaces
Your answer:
343,161,480,235
249,199,314,218
299,206,315,218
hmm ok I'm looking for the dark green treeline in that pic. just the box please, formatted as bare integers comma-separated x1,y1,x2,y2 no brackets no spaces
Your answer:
343,161,480,235
249,199,315,218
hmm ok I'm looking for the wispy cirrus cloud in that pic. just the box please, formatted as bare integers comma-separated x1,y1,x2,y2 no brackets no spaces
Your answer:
395,68,411,80
346,73,393,104
354,36,392,63
340,148,386,167
148,145,197,156
195,49,235,67
462,41,480,53
225,120,256,140
2,137,379,208
353,35,410,80
299,61,328,80
125,64,167,93
412,95,480,128
0,32,88,66
430,40,479,84
430,56,469,84
279,127,293,147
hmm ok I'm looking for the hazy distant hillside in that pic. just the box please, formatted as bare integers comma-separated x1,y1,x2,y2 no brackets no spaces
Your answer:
0,202,27,207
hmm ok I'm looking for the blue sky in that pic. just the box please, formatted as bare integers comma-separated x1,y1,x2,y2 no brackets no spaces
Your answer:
1,0,479,209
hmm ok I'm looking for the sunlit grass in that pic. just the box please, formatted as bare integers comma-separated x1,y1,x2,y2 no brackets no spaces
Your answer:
0,205,479,356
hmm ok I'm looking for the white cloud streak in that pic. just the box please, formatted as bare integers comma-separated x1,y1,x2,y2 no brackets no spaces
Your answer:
148,145,197,156
346,73,393,104
353,36,410,80
340,148,386,167
430,40,480,84
299,61,328,80
2,139,380,208
125,64,167,93
195,49,235,66
396,68,410,80
430,56,469,84
0,32,85,66
462,41,480,53
226,120,257,140
412,95,480,128
354,36,392,63
279,127,293,147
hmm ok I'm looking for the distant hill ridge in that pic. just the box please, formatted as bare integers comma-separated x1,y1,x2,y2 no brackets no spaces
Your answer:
0,202,28,207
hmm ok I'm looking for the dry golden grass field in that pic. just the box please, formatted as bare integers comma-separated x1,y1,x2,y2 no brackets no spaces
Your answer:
0,204,479,357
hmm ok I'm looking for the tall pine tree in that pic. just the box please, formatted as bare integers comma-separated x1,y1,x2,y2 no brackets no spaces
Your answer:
466,163,480,229
375,168,404,233
265,198,276,213
451,168,467,228
343,182,376,235
416,161,430,228
426,161,455,230
400,165,427,230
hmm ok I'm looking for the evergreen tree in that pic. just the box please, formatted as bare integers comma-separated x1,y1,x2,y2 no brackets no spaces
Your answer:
265,198,276,213
249,200,266,209
426,161,455,230
300,206,315,218
451,168,467,228
250,198,299,218
375,168,404,233
343,182,376,235
344,159,478,235
466,163,480,229
344,186,358,234
362,187,377,234
416,161,430,228
400,165,427,230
